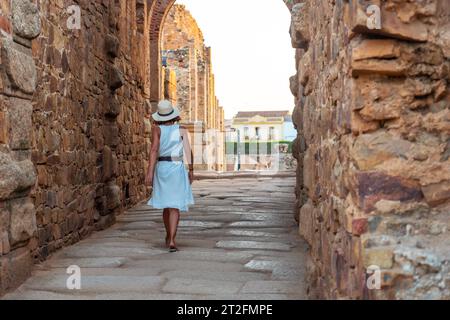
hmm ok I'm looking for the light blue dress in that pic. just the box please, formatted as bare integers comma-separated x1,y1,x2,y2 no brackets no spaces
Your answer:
148,124,194,212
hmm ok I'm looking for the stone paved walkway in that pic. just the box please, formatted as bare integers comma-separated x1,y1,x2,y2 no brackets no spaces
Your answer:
4,177,308,300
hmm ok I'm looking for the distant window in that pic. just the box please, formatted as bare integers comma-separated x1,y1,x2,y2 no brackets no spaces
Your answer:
244,127,249,140
269,127,276,140
255,127,260,140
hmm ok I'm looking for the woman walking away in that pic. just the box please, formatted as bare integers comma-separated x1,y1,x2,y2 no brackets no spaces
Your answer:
145,100,195,253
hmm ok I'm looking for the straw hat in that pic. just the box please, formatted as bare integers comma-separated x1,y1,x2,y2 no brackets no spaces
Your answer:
152,100,181,122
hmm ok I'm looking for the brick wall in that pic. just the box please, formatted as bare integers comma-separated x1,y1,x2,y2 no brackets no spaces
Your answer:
289,0,450,299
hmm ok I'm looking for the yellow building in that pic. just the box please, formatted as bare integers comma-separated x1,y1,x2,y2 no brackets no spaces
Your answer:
230,111,294,142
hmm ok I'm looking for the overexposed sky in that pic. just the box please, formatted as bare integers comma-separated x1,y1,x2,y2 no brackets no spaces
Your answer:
175,0,295,119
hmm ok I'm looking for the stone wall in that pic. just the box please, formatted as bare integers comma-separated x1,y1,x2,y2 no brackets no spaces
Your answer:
1,0,153,294
30,0,152,261
0,0,40,294
289,0,450,299
162,5,224,130
161,4,225,171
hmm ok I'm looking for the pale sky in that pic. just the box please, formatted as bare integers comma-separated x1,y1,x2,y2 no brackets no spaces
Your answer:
175,0,295,119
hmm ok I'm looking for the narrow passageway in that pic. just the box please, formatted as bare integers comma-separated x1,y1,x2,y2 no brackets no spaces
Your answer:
4,176,308,300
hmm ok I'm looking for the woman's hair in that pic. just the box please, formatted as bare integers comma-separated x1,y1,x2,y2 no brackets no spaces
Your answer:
154,116,181,126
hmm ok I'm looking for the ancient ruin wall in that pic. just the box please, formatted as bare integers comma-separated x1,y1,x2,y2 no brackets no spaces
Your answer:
289,0,450,299
30,0,152,261
161,4,225,171
1,0,153,293
0,0,41,293
162,5,224,129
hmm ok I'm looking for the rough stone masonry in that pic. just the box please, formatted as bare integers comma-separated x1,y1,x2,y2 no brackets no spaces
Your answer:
1,0,153,293
0,0,40,294
0,0,449,300
161,4,226,172
288,0,450,299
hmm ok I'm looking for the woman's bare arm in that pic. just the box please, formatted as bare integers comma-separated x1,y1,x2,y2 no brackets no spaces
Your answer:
146,124,160,186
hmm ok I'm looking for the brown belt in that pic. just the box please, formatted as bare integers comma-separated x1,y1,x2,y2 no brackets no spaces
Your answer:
158,156,183,162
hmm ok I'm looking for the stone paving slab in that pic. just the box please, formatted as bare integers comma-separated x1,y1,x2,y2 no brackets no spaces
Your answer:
216,240,292,251
28,275,165,294
160,270,269,282
3,177,308,300
59,246,166,259
241,281,305,295
43,257,129,269
163,279,244,295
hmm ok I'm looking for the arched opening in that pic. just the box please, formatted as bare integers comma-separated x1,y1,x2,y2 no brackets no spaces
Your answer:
147,0,294,172
148,0,177,109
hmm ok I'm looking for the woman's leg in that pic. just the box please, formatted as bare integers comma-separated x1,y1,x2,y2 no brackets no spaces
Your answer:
163,209,170,246
168,208,180,249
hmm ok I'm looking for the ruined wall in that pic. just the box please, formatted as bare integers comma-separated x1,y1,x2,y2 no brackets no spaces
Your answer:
162,4,225,171
30,0,152,261
0,0,41,293
289,0,450,299
161,4,223,130
1,0,153,293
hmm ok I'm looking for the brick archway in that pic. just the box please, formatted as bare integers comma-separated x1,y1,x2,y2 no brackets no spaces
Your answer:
147,0,294,108
148,0,177,107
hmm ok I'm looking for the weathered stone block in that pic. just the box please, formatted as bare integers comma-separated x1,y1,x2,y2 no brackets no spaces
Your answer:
299,199,314,244
9,198,36,247
0,247,32,292
0,207,10,255
363,247,394,269
351,111,379,135
105,95,121,118
1,231,10,255
0,16,12,35
0,111,7,144
106,183,121,211
102,146,113,182
105,34,120,58
351,131,413,171
352,59,407,77
11,0,41,40
422,181,450,207
290,2,309,49
352,39,401,61
1,39,37,94
289,74,299,97
352,218,368,236
355,171,424,213
0,153,36,200
7,97,33,150
350,1,428,42
103,124,119,147
109,66,124,91
352,78,406,121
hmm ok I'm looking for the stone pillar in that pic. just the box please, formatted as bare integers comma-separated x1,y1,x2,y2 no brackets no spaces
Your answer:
163,67,178,106
189,46,198,122
0,0,41,294
197,60,207,123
